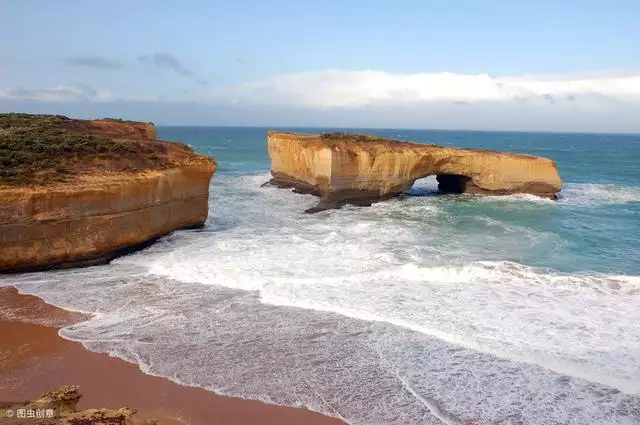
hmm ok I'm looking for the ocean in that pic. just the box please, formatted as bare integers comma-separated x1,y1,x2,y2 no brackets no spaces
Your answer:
2,127,640,424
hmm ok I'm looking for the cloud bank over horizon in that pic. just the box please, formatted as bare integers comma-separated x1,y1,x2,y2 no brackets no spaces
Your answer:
2,68,640,133
215,69,640,108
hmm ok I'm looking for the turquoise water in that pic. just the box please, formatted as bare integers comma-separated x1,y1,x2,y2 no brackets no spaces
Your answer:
2,127,640,425
163,126,640,275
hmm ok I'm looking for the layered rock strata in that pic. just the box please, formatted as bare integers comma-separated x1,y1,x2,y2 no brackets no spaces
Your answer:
266,132,562,212
0,115,215,272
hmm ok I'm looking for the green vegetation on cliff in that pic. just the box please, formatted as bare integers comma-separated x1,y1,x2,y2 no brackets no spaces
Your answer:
0,113,161,185
320,132,392,142
319,132,443,148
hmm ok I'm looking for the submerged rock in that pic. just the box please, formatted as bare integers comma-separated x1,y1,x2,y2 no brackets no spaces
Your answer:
0,114,216,272
266,131,563,212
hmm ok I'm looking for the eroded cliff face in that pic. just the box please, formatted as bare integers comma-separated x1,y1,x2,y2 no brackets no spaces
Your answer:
0,116,215,272
267,132,563,212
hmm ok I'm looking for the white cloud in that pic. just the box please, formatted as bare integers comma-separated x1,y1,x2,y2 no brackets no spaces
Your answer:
3,69,640,132
213,69,640,108
5,70,640,109
497,73,640,103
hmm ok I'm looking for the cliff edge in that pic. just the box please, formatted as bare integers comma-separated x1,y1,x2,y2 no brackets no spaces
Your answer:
266,132,562,212
0,114,216,272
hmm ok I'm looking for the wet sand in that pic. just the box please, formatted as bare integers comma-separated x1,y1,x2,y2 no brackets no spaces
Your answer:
0,286,347,425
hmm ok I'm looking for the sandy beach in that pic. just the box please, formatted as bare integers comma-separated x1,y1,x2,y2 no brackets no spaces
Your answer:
0,286,346,425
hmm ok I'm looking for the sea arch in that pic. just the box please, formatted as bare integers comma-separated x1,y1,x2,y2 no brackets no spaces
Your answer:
266,132,563,212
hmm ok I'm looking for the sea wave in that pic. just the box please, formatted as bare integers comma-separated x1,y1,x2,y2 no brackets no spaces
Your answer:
257,260,640,393
394,260,640,291
408,176,640,206
133,241,640,394
6,262,639,425
559,183,640,205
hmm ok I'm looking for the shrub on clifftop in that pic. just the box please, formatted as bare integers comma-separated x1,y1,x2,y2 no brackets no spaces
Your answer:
0,113,163,185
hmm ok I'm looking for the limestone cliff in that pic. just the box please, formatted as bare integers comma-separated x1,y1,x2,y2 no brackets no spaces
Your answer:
0,114,216,272
266,132,562,212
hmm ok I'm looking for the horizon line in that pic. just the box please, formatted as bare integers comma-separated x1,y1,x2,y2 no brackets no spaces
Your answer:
155,124,640,137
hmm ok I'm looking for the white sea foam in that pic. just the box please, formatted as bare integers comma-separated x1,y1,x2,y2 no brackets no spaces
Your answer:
411,178,640,206
460,183,640,206
2,171,639,425
5,262,639,425
560,183,640,205
260,261,640,392
478,193,556,204
114,173,640,395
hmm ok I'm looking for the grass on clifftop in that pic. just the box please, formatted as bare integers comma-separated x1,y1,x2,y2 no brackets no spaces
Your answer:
320,132,445,148
0,113,158,185
320,132,393,142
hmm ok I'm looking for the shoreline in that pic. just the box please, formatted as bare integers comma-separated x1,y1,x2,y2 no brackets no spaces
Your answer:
0,286,347,425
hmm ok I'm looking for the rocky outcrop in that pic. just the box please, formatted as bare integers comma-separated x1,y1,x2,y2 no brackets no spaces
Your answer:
10,385,155,425
0,115,215,272
266,132,562,212
35,385,83,414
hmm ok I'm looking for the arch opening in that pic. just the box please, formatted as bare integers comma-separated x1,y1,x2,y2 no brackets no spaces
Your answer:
406,174,475,197
405,175,439,197
436,173,473,194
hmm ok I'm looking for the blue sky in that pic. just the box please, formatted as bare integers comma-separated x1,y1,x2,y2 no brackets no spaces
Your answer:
2,0,640,131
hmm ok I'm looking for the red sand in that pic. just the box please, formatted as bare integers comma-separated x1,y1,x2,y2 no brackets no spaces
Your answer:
0,287,347,425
